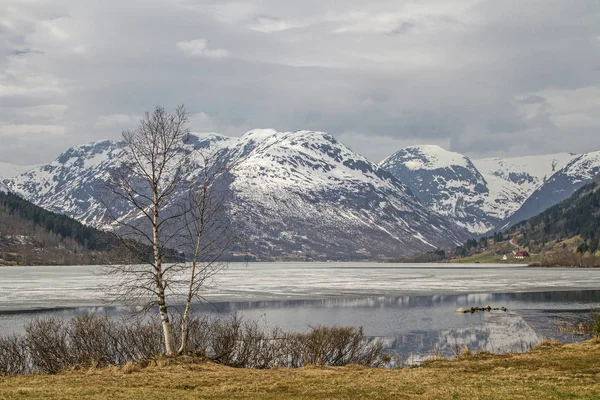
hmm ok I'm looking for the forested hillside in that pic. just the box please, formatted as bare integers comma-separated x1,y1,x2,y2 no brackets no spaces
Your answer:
508,175,600,254
401,175,600,265
0,190,130,265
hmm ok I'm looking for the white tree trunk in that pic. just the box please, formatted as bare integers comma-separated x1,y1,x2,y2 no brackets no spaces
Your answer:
154,191,175,356
178,237,200,354
158,291,176,356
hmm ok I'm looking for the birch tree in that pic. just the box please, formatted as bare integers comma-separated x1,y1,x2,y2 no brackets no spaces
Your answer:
106,105,191,356
104,105,236,356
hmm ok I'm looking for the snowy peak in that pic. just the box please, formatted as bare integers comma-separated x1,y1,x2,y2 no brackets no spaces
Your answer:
380,143,600,235
499,149,600,229
384,145,475,172
9,140,124,225
381,145,490,233
561,151,600,183
0,162,40,195
380,145,592,235
56,140,122,170
472,152,577,191
221,130,466,258
230,129,405,193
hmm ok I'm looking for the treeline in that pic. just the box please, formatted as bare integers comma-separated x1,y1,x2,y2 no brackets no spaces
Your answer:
0,204,126,265
0,190,148,265
0,191,119,252
387,249,447,263
536,252,600,268
451,237,492,258
0,190,183,265
506,178,600,255
389,237,495,263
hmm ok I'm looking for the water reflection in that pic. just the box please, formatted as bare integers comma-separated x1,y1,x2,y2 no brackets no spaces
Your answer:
1,290,599,363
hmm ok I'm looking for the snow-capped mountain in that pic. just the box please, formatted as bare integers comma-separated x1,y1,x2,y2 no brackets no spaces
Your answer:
8,130,469,259
472,153,576,192
471,153,578,230
380,146,593,234
0,162,39,194
380,145,494,233
8,140,124,227
498,150,600,229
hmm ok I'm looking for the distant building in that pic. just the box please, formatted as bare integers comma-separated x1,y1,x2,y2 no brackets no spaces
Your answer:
502,254,508,260
515,251,530,259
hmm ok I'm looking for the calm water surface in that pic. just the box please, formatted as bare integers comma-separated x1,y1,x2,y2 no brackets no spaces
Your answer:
1,263,599,363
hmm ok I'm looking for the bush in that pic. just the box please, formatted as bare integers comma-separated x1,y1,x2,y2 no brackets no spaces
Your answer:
26,317,72,373
0,335,29,376
288,326,386,367
540,251,600,267
205,314,387,368
0,313,387,375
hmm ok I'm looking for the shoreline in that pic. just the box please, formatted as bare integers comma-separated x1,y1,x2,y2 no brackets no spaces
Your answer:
1,339,599,399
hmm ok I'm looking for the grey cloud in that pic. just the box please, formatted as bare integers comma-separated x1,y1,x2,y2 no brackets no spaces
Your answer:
0,0,599,165
386,21,416,36
519,95,546,105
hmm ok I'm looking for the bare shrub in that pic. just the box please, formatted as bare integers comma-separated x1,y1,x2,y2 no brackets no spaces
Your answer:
288,326,387,367
204,315,387,368
1,313,388,375
182,315,212,356
119,318,164,361
0,335,29,375
209,313,243,366
21,315,165,373
25,317,71,374
69,314,117,367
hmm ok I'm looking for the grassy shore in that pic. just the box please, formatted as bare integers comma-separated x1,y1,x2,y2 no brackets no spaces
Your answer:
2,339,600,399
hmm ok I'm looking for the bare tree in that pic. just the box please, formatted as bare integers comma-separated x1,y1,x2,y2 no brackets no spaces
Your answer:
177,152,235,354
105,105,191,356
103,105,236,356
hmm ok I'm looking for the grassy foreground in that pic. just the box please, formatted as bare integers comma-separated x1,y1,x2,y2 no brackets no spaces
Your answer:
2,340,600,400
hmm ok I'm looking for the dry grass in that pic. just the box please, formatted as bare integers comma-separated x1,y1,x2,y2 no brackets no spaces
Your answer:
2,339,600,400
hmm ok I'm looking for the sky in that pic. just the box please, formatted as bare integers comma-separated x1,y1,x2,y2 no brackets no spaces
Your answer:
1,0,599,165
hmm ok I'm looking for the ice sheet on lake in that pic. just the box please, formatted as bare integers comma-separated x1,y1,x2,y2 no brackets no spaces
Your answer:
2,262,600,311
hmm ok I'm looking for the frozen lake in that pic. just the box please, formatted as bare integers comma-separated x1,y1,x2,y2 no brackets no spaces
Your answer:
2,263,600,363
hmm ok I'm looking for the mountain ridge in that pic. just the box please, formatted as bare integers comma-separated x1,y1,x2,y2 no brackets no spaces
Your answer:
494,150,600,230
379,145,492,234
5,131,600,259
7,130,470,260
380,145,597,235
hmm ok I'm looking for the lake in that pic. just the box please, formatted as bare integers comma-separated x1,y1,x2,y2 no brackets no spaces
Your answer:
2,263,600,364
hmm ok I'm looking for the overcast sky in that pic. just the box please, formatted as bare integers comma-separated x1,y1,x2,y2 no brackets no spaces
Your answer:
1,0,599,165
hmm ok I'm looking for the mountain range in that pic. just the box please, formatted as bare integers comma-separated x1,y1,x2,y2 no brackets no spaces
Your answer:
2,130,600,260
380,146,593,234
3,130,468,260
